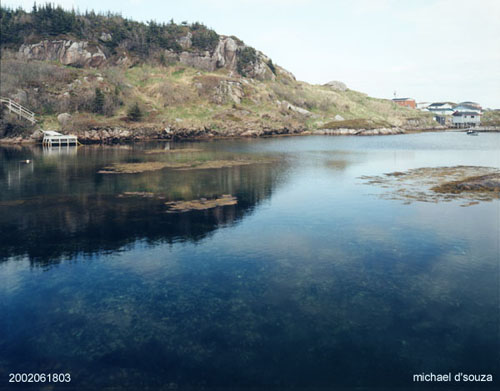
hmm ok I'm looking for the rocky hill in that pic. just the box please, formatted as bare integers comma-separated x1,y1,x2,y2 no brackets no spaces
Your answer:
0,5,435,142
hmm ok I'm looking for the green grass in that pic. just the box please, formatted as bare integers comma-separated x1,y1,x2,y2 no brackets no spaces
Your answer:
482,111,500,126
320,119,392,130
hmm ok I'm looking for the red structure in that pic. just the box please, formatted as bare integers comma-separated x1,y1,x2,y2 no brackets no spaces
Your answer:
392,98,416,109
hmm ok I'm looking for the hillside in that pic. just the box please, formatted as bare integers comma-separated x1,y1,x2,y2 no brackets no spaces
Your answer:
0,4,435,142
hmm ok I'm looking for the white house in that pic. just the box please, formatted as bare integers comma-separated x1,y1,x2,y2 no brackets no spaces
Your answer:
427,103,455,125
454,102,482,114
417,102,431,110
427,102,455,115
452,111,481,128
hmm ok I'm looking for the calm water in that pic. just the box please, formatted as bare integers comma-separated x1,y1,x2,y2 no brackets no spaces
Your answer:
0,133,499,390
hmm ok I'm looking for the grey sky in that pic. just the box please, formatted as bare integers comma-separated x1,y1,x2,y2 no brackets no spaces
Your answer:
5,0,500,108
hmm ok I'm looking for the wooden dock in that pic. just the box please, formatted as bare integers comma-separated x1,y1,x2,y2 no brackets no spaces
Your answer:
41,131,79,147
1,97,80,146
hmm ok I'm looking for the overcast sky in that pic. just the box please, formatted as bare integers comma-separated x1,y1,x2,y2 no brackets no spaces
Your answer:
5,0,500,108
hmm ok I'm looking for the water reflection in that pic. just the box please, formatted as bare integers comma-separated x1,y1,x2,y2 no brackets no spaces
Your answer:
0,135,498,390
0,144,289,265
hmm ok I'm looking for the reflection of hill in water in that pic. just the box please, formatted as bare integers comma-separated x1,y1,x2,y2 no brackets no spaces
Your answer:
0,146,287,265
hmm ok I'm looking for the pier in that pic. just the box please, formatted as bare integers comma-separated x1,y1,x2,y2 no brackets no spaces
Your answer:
1,97,79,146
41,131,79,147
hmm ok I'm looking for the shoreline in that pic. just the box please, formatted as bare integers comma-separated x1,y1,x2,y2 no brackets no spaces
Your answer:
0,125,463,145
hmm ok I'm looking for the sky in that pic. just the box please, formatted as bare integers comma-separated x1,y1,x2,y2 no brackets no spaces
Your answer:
5,0,500,108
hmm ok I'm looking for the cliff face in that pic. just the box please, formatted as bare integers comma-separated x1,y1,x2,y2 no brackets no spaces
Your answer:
17,34,286,81
19,40,107,67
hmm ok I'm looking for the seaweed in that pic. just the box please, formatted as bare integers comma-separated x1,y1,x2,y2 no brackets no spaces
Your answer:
360,166,500,206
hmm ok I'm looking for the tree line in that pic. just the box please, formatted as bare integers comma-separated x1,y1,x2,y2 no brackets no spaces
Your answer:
0,3,220,55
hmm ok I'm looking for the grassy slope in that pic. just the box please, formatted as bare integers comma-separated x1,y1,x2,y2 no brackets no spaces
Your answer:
0,54,435,135
482,110,500,126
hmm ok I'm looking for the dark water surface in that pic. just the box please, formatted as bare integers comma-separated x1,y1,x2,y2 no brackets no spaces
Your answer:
0,133,499,390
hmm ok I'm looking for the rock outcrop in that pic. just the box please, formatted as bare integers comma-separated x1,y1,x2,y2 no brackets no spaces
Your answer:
177,32,192,49
324,81,347,92
213,37,239,69
18,40,107,67
11,89,28,105
316,127,405,136
99,32,112,42
17,35,291,82
174,36,274,80
212,80,244,104
280,101,313,117
57,113,72,127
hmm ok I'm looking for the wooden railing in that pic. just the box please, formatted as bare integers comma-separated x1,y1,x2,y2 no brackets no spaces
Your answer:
0,97,36,124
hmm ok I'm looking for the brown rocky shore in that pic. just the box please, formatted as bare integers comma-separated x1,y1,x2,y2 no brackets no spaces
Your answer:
0,124,448,145
0,125,305,144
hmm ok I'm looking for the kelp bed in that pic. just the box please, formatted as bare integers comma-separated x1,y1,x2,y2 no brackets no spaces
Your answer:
98,159,269,174
360,166,500,206
98,162,185,174
165,195,237,213
118,192,238,213
145,148,203,155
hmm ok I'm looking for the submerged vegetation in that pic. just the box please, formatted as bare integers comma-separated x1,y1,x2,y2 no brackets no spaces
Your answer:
431,174,500,194
145,148,203,154
98,161,185,174
165,195,237,213
360,166,500,206
98,157,272,174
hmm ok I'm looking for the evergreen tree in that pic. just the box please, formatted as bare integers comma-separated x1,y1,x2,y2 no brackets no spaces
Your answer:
93,88,105,114
237,47,257,76
267,59,276,75
127,102,143,122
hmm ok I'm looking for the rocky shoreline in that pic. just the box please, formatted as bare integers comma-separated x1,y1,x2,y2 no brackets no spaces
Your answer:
473,126,500,132
0,124,453,145
312,127,407,136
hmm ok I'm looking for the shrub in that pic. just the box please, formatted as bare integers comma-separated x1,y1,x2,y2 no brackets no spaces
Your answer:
191,28,219,52
93,88,105,114
230,35,244,45
157,81,195,105
127,102,143,122
193,75,222,96
236,47,257,77
159,53,167,66
267,59,276,75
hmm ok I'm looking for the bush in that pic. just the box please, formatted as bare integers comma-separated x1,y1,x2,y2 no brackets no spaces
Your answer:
236,47,257,77
0,58,74,92
191,28,219,52
157,80,195,105
127,102,143,122
267,59,276,75
93,88,105,114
